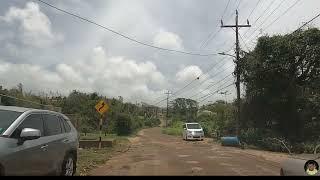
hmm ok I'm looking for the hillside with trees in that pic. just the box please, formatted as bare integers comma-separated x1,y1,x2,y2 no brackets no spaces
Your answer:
0,86,160,136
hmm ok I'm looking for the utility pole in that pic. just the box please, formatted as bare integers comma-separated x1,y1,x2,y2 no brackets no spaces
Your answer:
221,10,251,137
165,91,172,127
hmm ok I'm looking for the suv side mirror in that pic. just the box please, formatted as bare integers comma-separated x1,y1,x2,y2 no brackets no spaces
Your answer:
18,128,41,145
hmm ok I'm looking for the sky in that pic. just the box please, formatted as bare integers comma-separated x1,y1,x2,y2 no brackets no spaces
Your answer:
0,0,319,106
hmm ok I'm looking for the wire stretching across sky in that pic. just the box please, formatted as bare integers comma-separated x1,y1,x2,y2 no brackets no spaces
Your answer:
243,0,288,43
170,58,234,99
198,81,235,103
151,48,234,107
188,72,233,100
197,77,234,100
293,11,320,33
262,0,302,31
246,0,262,23
199,0,231,49
36,0,219,57
243,0,277,37
245,0,302,49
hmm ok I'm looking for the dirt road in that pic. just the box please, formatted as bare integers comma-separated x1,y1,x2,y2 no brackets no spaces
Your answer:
90,128,286,176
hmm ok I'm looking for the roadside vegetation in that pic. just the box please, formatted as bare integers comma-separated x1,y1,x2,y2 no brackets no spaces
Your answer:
76,138,130,176
162,121,183,136
0,88,161,136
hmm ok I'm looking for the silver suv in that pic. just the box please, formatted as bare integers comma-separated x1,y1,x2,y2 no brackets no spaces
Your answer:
0,106,79,176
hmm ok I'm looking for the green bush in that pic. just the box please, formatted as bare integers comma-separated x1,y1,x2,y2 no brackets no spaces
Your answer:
200,122,214,137
132,116,145,129
162,120,184,136
115,113,133,136
144,117,160,127
171,120,184,128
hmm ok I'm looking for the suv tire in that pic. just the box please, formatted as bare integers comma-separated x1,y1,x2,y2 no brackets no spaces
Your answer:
61,153,76,176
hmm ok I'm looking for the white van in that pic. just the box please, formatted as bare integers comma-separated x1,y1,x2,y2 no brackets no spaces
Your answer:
182,123,204,141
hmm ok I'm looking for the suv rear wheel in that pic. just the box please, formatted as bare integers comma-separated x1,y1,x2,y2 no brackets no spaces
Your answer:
61,153,76,176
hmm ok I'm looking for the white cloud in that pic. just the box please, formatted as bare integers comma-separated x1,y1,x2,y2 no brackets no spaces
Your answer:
0,61,63,93
176,65,202,83
153,29,184,50
0,46,166,103
1,2,63,47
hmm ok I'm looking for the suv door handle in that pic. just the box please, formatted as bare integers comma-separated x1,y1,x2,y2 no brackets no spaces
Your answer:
62,139,69,143
41,144,48,151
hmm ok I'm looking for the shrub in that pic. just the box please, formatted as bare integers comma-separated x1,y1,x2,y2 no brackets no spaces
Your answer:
201,122,214,137
115,113,133,136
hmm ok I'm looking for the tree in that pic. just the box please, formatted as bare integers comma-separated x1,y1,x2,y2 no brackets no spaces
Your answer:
171,98,198,122
240,28,320,142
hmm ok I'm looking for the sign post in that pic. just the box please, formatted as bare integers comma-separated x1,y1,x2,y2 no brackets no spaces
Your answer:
95,100,109,149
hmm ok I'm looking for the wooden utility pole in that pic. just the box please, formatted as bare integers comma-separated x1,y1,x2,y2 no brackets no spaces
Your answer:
165,91,172,127
221,10,251,136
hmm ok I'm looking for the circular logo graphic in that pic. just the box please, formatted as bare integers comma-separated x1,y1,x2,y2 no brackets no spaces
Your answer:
304,160,319,176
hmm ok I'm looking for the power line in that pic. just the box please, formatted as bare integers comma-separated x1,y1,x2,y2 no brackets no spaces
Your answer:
200,0,231,49
188,73,233,100
198,80,234,101
152,57,227,106
171,46,235,100
198,77,234,100
225,0,241,22
152,57,233,106
171,77,200,97
246,0,262,22
243,0,277,37
293,11,320,33
221,0,232,20
151,49,234,107
235,0,242,11
171,59,233,99
199,81,235,103
245,0,302,48
202,0,243,49
263,0,302,31
244,0,287,41
239,33,250,52
201,29,222,49
197,77,234,101
36,0,218,57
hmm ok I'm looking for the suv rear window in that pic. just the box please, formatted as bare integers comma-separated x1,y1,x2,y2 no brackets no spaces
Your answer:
59,117,71,133
43,114,62,136
0,110,22,135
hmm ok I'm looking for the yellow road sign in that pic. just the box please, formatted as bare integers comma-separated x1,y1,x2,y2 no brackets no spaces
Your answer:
95,100,109,115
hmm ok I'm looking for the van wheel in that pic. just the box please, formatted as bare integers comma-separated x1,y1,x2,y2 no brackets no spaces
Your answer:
61,153,76,176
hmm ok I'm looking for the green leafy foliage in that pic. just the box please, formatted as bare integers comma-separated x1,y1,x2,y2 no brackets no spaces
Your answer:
0,86,161,136
115,113,132,136
239,28,320,152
